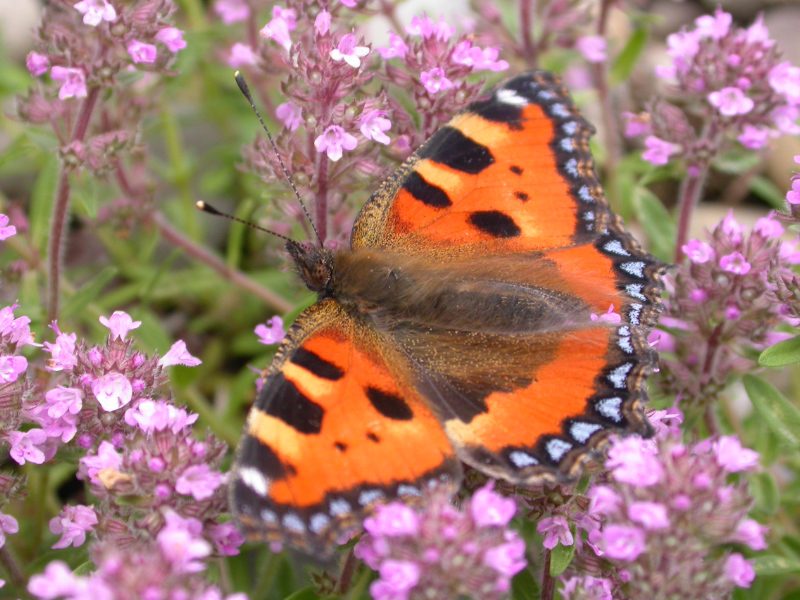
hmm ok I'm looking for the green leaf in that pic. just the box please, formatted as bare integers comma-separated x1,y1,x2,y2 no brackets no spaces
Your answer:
61,266,119,320
753,554,800,576
750,471,780,516
29,153,60,251
610,26,649,84
549,538,576,577
750,175,790,210
759,335,800,367
282,588,323,600
743,374,800,451
511,567,541,600
632,185,675,261
713,149,761,175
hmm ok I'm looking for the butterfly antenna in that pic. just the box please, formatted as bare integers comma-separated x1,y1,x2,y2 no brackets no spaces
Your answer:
196,200,296,244
233,71,323,247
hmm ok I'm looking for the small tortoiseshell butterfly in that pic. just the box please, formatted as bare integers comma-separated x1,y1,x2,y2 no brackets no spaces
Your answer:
230,71,667,554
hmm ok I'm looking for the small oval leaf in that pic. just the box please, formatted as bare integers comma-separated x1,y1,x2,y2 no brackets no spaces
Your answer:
759,335,800,368
743,375,800,451
549,538,576,577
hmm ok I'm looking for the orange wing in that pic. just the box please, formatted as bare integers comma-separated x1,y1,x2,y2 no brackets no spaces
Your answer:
351,71,666,480
230,300,460,554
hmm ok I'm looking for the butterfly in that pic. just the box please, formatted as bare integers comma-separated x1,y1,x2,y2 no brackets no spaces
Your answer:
229,70,666,555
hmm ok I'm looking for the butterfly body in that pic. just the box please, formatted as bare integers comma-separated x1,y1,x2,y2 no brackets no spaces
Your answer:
232,71,667,555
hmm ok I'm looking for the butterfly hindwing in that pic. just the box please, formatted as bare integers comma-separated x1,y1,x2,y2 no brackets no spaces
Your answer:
231,300,461,554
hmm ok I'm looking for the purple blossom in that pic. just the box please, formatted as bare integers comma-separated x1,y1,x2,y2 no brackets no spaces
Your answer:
0,355,27,382
599,524,646,561
768,61,800,105
771,105,800,135
666,29,700,64
7,428,48,465
124,399,198,434
537,516,573,549
156,512,211,573
627,501,669,530
73,0,116,26
588,485,621,516
127,40,157,64
376,32,408,60
590,304,621,323
364,502,420,537
738,124,771,149
255,316,285,344
49,505,98,549
714,436,759,472
695,8,732,40
623,112,651,138
99,310,142,341
28,561,81,599
175,464,224,500
719,252,751,275
682,239,714,263
708,87,754,116
330,34,370,68
50,67,87,101
155,28,187,53
44,386,84,419
26,52,49,77
0,213,16,240
80,440,123,485
228,43,258,68
91,372,133,411
732,518,768,550
470,483,516,527
359,110,391,145
561,576,612,600
754,214,784,239
787,177,800,205
606,436,663,486
725,553,755,588
208,522,245,556
483,536,527,577
576,35,607,63
370,560,420,600
451,41,509,72
314,10,331,36
314,125,358,161
214,0,249,23
276,103,302,132
260,6,297,51
420,68,453,94
159,340,202,367
642,135,680,166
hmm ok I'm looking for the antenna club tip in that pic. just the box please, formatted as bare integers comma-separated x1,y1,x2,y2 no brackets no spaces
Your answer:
234,70,241,78
195,200,206,209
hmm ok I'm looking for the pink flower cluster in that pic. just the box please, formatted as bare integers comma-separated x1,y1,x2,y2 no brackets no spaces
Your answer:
355,483,525,600
559,416,764,598
628,8,800,168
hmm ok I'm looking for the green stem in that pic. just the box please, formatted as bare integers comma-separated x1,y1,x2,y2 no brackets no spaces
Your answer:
161,106,200,242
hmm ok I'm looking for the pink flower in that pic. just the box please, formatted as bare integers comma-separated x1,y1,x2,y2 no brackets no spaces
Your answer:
590,305,621,323
787,178,800,205
359,110,391,145
26,52,50,77
228,43,258,68
370,560,420,600
315,10,331,35
771,105,800,135
340,0,357,6
755,214,784,239
600,524,646,561
738,124,771,150
606,436,662,486
627,502,669,530
155,28,187,52
73,0,116,26
452,41,509,72
214,0,249,23
708,87,754,116
576,35,607,63
732,519,768,551
0,214,16,240
80,441,122,485
208,522,245,556
642,136,680,166
127,40,157,64
725,553,755,588
50,67,87,101
682,239,714,263
49,505,97,549
420,68,453,94
276,103,303,132
561,576,612,600
714,436,759,472
695,8,732,40
260,6,297,51
157,512,211,574
470,483,516,527
44,386,84,419
92,372,133,411
314,125,358,161
666,29,700,62
719,252,751,275
159,340,202,367
0,355,27,382
27,561,81,599
622,112,651,138
769,62,800,105
376,32,408,60
537,516,574,549
99,310,141,340
255,316,285,344
364,502,420,537
175,464,225,501
124,399,198,434
588,485,621,515
7,429,48,465
484,537,527,577
405,14,455,41
330,34,370,68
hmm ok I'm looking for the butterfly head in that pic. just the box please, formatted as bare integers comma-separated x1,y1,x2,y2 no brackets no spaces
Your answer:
286,241,335,295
